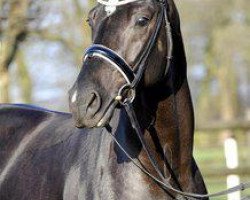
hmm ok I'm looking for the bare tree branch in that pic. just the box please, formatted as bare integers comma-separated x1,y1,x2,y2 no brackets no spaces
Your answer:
0,0,30,102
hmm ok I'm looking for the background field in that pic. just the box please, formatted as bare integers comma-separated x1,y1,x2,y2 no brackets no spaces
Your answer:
194,131,250,199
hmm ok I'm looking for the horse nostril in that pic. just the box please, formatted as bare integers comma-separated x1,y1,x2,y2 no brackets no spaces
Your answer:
86,91,101,117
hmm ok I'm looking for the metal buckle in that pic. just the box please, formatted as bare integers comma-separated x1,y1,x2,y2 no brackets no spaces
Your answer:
158,0,166,5
115,84,136,106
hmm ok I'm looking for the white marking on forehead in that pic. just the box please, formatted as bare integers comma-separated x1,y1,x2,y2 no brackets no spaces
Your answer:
105,5,116,16
71,90,78,103
97,0,139,6
97,0,140,16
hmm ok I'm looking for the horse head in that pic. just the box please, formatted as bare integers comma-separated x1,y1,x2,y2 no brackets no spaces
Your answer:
68,0,178,128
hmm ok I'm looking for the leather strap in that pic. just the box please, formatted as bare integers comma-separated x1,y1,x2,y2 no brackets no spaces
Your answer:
84,4,165,90
112,103,250,199
85,45,135,84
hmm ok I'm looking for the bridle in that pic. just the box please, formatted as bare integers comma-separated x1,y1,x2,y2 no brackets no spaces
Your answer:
84,0,172,105
84,0,250,199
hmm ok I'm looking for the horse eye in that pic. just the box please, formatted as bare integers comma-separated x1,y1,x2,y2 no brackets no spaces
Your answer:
136,17,150,27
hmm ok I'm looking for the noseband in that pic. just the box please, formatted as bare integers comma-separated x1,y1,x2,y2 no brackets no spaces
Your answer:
84,0,250,199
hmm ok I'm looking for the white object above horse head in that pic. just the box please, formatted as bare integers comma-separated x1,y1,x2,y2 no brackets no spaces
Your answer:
97,0,139,16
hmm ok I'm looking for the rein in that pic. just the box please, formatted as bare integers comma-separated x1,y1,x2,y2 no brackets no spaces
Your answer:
115,103,250,199
85,0,250,199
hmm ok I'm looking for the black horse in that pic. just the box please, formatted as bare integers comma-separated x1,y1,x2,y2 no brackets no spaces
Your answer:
0,0,208,199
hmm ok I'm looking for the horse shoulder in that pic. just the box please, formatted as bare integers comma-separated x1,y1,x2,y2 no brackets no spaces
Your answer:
0,104,84,199
0,105,49,164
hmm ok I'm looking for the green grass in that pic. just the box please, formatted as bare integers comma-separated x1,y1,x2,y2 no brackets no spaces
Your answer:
200,176,250,200
193,131,250,199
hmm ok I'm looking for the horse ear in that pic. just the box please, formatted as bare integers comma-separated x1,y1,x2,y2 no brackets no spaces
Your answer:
167,0,181,35
167,0,187,90
167,1,196,149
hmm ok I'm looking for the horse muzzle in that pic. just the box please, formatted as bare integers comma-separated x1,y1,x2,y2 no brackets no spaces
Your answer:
69,86,121,128
69,87,103,128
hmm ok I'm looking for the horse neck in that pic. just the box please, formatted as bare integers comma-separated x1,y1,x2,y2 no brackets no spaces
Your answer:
133,76,195,187
155,79,194,165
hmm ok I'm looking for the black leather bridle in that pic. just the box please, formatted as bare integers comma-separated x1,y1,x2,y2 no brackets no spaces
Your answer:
84,0,172,105
84,0,250,199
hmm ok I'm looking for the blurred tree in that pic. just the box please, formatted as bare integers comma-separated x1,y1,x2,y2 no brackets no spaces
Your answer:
177,0,250,123
16,51,32,103
0,0,30,103
34,0,94,66
0,0,42,103
0,0,95,104
203,0,249,122
176,0,232,66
